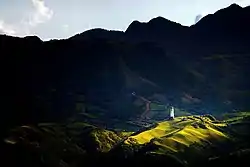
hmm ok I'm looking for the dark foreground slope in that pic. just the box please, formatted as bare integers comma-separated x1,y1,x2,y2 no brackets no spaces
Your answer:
1,4,250,135
2,113,250,167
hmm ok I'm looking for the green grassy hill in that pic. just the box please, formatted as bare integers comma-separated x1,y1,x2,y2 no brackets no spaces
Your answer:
2,112,250,167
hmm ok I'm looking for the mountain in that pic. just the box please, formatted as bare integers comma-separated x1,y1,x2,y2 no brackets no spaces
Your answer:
1,4,250,135
126,4,250,55
70,28,124,41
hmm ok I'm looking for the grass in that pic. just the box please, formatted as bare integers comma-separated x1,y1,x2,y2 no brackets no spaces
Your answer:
125,115,229,152
222,112,250,123
122,115,234,165
125,121,175,144
90,129,123,152
3,112,250,167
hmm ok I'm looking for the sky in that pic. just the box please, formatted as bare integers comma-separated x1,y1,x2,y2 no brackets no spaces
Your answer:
0,0,249,40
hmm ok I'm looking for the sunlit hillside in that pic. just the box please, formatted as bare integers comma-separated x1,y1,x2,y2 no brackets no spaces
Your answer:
2,112,250,167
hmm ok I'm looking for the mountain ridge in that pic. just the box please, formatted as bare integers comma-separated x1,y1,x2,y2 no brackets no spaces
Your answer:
1,3,250,134
2,4,249,43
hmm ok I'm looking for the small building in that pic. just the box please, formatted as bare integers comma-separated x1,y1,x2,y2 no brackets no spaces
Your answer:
170,106,175,119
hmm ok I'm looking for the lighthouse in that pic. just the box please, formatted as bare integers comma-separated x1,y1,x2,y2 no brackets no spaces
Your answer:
170,106,175,119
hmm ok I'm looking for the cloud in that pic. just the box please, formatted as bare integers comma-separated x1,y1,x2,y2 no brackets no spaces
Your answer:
195,14,203,24
0,20,16,35
0,0,53,37
28,0,53,27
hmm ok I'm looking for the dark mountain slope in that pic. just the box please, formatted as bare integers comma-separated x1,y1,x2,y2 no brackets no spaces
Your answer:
190,4,250,54
1,4,250,135
125,17,188,47
125,4,250,55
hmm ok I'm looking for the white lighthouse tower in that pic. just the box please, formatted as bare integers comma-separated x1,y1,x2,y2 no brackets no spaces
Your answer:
170,106,175,119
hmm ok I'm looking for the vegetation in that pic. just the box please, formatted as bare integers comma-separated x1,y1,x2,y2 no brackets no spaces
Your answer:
2,113,250,167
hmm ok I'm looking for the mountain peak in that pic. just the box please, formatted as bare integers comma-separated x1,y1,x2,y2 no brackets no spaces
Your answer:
228,3,242,9
149,16,169,23
148,16,182,25
193,3,249,29
215,3,243,15
125,16,185,36
24,35,42,42
70,28,124,41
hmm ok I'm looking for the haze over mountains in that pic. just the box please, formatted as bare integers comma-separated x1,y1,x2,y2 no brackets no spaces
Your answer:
1,3,250,134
